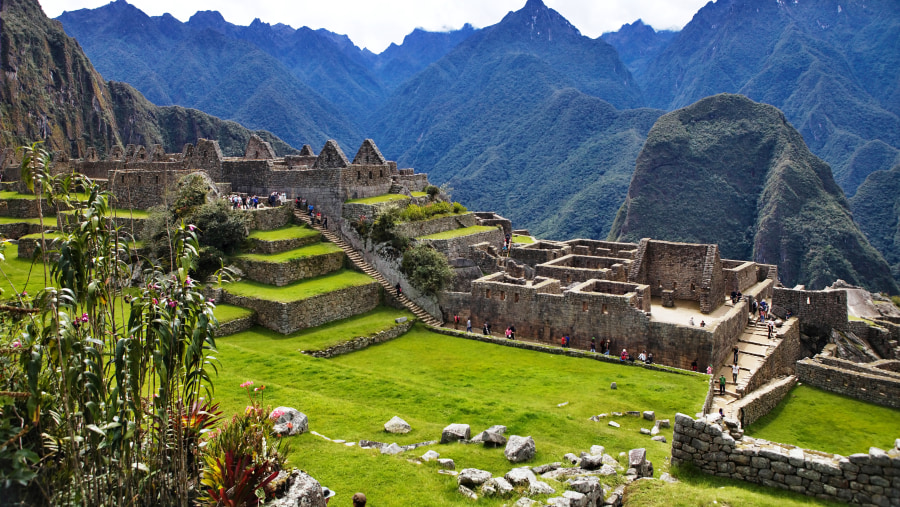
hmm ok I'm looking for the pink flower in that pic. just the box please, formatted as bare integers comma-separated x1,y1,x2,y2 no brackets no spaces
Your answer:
11,340,21,348
81,313,89,323
168,300,176,308
185,277,193,286
188,225,196,231
209,298,216,304
240,380,254,388
152,298,158,305
270,409,284,420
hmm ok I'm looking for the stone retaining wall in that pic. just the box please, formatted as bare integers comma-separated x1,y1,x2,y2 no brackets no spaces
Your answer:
796,356,900,408
235,250,344,286
243,205,294,231
741,319,801,395
0,221,42,239
394,213,477,239
245,232,321,255
672,412,900,505
215,314,256,337
223,282,381,334
0,198,44,218
732,376,797,427
302,320,414,358
423,227,504,259
772,287,848,335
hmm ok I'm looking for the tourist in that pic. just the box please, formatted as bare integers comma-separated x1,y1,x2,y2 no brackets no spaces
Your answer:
730,291,737,304
638,350,647,362
700,320,706,327
454,314,460,329
691,359,698,372
352,493,367,507
767,319,775,338
308,204,314,216
590,337,596,353
604,339,611,355
561,336,567,348
647,352,653,364
719,374,726,395
395,283,402,297
505,326,512,339
732,363,740,384
718,408,725,420
316,211,322,224
785,309,793,319
737,291,743,302
733,347,739,364
620,349,629,361
706,364,713,375
689,317,695,326
510,324,516,340
466,318,472,333
323,216,328,229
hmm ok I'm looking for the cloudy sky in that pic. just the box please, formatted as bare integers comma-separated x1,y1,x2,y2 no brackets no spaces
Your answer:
39,0,709,53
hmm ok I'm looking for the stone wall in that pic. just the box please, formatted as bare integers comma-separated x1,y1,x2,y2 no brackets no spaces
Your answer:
245,232,321,255
672,413,900,505
563,239,639,259
628,239,726,314
0,197,44,218
741,319,802,395
109,168,189,209
0,221,42,239
424,227,504,259
393,173,428,192
214,313,256,337
732,375,798,427
235,251,345,287
223,282,381,334
724,260,762,294
243,205,293,231
796,356,900,408
302,320,414,358
392,213,477,239
509,241,571,267
474,212,512,237
772,287,848,335
339,164,393,200
535,254,631,285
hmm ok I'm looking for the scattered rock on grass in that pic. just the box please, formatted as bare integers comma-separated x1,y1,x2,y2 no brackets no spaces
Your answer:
438,458,456,470
381,443,403,455
531,463,560,475
505,435,536,463
422,450,440,461
652,436,667,443
458,485,477,500
271,407,308,436
514,498,541,507
441,423,471,444
640,428,651,435
528,480,556,495
458,468,492,488
269,470,325,507
610,382,617,390
590,445,605,456
506,467,537,486
608,421,620,428
483,477,514,497
384,416,411,434
657,419,670,429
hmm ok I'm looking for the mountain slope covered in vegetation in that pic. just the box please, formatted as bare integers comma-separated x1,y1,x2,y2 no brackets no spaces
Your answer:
850,164,900,281
610,94,898,293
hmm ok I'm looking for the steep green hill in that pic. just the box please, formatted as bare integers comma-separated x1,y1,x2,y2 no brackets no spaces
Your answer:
633,0,900,196
57,0,361,149
600,20,676,84
850,164,900,280
610,94,898,294
0,0,295,157
372,25,478,92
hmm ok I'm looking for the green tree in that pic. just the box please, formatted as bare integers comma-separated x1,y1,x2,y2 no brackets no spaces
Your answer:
400,243,453,295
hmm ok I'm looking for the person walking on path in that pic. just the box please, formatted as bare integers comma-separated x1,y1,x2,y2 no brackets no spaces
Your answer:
510,325,516,340
647,352,653,364
466,318,472,333
590,337,596,353
707,364,713,375
732,363,740,384
483,322,491,335
719,374,727,395
733,347,739,364
323,216,328,229
395,283,402,297
691,359,698,372
454,314,460,329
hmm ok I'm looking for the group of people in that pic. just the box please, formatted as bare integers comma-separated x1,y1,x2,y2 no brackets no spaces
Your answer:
730,291,744,305
688,316,706,327
618,348,653,364
228,193,260,209
502,233,512,253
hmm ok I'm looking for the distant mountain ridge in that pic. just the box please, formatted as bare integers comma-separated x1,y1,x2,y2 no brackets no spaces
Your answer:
611,94,898,294
0,0,294,159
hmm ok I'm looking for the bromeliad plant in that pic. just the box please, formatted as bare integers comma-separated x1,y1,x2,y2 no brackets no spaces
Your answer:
0,143,222,505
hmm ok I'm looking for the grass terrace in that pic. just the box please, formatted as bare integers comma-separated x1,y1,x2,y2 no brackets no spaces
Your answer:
744,384,900,455
235,242,341,263
0,190,90,201
0,216,46,225
345,194,413,205
223,269,374,302
213,303,255,323
209,324,838,506
417,225,496,241
512,234,535,244
247,224,319,242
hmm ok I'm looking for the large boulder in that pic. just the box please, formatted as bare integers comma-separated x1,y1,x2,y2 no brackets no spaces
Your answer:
628,448,653,478
580,454,604,470
271,407,308,436
458,468,492,488
505,467,537,486
441,423,471,444
269,470,326,507
570,477,604,505
505,435,536,463
483,477,514,498
528,480,556,495
384,416,411,434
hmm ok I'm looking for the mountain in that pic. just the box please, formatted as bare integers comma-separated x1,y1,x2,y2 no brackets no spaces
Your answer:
371,24,477,91
629,0,900,197
0,0,294,158
369,0,649,238
610,94,898,293
57,0,362,149
600,20,676,84
850,164,900,281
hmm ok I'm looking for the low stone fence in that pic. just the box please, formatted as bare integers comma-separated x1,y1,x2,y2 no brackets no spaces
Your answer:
0,198,44,218
245,231,321,255
0,221,42,240
243,205,293,231
235,250,344,286
215,313,256,337
394,213,477,239
423,227,504,259
223,282,381,334
797,356,900,408
302,320,414,358
672,412,900,505
732,376,797,428
741,319,801,396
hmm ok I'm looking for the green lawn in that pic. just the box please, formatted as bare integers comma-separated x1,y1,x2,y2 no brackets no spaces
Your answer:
411,191,427,198
213,324,710,506
512,234,535,244
345,194,412,205
0,216,46,225
417,225,497,241
213,304,255,323
0,191,90,201
248,224,319,242
235,242,341,263
112,208,150,219
19,232,63,241
744,384,900,455
223,270,374,302
0,243,51,298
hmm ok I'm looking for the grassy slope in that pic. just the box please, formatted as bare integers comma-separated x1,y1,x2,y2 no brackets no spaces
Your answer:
345,194,412,205
223,270,373,302
212,304,254,323
745,384,900,456
418,225,496,240
247,224,319,241
235,242,341,263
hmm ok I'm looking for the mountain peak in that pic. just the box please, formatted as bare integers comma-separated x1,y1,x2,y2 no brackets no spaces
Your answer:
523,0,549,11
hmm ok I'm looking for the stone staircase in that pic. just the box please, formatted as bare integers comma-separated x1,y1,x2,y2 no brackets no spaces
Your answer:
711,318,781,417
293,209,442,327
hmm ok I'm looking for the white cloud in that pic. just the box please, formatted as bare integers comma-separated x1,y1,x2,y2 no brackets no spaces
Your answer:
38,0,710,52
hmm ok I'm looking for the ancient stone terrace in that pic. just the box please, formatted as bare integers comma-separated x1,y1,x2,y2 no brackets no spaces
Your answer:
535,254,633,285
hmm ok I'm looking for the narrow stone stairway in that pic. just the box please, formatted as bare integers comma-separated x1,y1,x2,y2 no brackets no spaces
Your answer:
293,209,443,327
711,318,781,417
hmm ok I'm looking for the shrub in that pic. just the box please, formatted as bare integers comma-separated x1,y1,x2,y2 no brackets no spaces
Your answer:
400,243,454,295
425,185,440,200
452,202,467,214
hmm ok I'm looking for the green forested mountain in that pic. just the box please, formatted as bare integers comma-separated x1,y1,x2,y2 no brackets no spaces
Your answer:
371,25,478,92
610,94,898,294
600,20,676,84
629,0,900,197
56,0,362,149
850,164,900,281
0,0,294,158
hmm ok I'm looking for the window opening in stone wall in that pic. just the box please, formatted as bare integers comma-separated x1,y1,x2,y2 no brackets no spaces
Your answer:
380,170,383,177
514,293,520,303
155,176,159,184
658,279,662,288
807,297,811,305
500,291,506,301
602,304,609,315
673,281,677,290
137,176,141,184
357,171,361,180
486,289,491,299
691,283,695,291
566,275,572,284
121,175,125,183
582,302,588,312
369,171,373,179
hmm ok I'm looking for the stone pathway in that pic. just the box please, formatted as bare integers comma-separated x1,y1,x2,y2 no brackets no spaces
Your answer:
293,209,442,326
711,319,781,417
